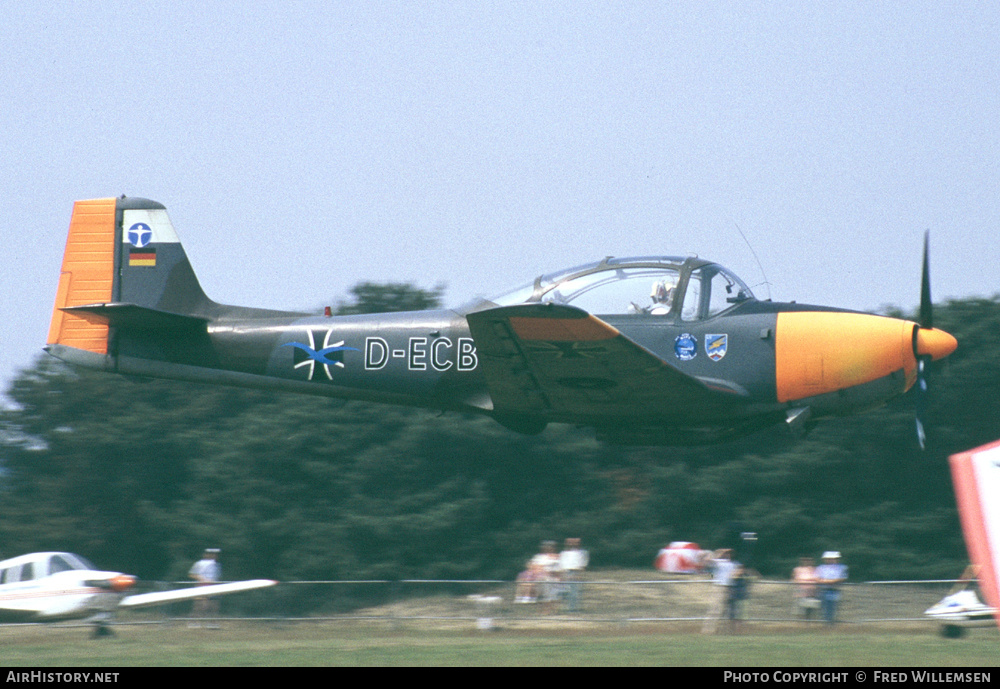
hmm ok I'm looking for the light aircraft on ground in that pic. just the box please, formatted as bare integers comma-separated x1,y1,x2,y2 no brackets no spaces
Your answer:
0,551,276,636
45,197,957,445
924,584,997,638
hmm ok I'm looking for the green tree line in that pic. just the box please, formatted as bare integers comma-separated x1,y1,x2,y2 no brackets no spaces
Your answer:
2,288,999,612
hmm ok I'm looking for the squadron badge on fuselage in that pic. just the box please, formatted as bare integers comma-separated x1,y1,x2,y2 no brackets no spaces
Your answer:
706,334,728,362
674,333,697,361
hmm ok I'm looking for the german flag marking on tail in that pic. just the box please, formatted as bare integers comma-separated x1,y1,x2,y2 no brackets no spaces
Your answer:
128,247,157,267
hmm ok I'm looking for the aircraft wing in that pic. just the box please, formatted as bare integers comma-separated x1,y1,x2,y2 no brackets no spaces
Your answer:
466,303,744,419
118,579,277,609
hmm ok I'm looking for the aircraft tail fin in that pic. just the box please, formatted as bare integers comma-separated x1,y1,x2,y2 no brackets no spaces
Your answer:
46,197,214,358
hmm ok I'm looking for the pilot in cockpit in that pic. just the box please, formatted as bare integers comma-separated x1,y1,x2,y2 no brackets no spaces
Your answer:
648,279,675,315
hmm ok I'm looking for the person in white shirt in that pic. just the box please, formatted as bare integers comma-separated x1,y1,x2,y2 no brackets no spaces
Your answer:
188,548,221,624
702,548,739,634
558,538,589,612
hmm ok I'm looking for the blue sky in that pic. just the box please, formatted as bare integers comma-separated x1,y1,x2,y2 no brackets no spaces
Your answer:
2,2,997,401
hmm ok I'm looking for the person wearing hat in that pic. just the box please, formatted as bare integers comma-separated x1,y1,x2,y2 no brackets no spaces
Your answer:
188,548,222,625
815,551,848,625
190,548,221,584
702,548,740,634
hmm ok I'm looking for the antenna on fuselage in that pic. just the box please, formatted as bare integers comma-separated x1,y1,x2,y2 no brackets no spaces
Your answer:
733,221,772,301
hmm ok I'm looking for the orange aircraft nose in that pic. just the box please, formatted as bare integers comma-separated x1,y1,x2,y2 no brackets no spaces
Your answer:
775,312,957,404
914,326,958,361
109,574,136,592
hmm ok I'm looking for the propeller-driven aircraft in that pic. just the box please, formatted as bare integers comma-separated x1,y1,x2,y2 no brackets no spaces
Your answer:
0,551,276,635
924,583,998,638
45,197,957,445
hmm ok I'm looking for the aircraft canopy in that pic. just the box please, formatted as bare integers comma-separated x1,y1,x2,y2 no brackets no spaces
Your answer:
491,256,754,320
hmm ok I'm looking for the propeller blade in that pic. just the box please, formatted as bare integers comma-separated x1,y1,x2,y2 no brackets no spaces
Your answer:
919,230,933,330
913,232,931,449
915,357,928,450
912,232,946,450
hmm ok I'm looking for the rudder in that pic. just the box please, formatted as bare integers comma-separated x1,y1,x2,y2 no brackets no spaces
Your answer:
47,198,118,354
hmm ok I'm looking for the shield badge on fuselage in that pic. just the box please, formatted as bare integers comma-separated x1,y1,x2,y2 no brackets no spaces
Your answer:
706,334,728,362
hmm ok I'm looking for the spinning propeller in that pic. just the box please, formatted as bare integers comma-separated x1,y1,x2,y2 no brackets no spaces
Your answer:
911,232,956,449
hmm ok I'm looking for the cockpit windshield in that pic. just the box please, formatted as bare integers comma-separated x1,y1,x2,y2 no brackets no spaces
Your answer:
49,553,95,574
490,256,753,319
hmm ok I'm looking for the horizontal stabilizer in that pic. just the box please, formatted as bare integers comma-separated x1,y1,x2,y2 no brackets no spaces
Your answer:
61,303,209,330
119,579,278,609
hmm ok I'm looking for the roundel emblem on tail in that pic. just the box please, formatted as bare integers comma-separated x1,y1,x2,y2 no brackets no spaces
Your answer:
128,223,153,248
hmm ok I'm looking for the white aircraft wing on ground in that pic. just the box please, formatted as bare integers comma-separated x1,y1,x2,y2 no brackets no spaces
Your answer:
119,579,277,608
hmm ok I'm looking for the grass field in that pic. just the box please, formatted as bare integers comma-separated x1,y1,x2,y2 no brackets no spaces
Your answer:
1,621,997,666
3,572,996,666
